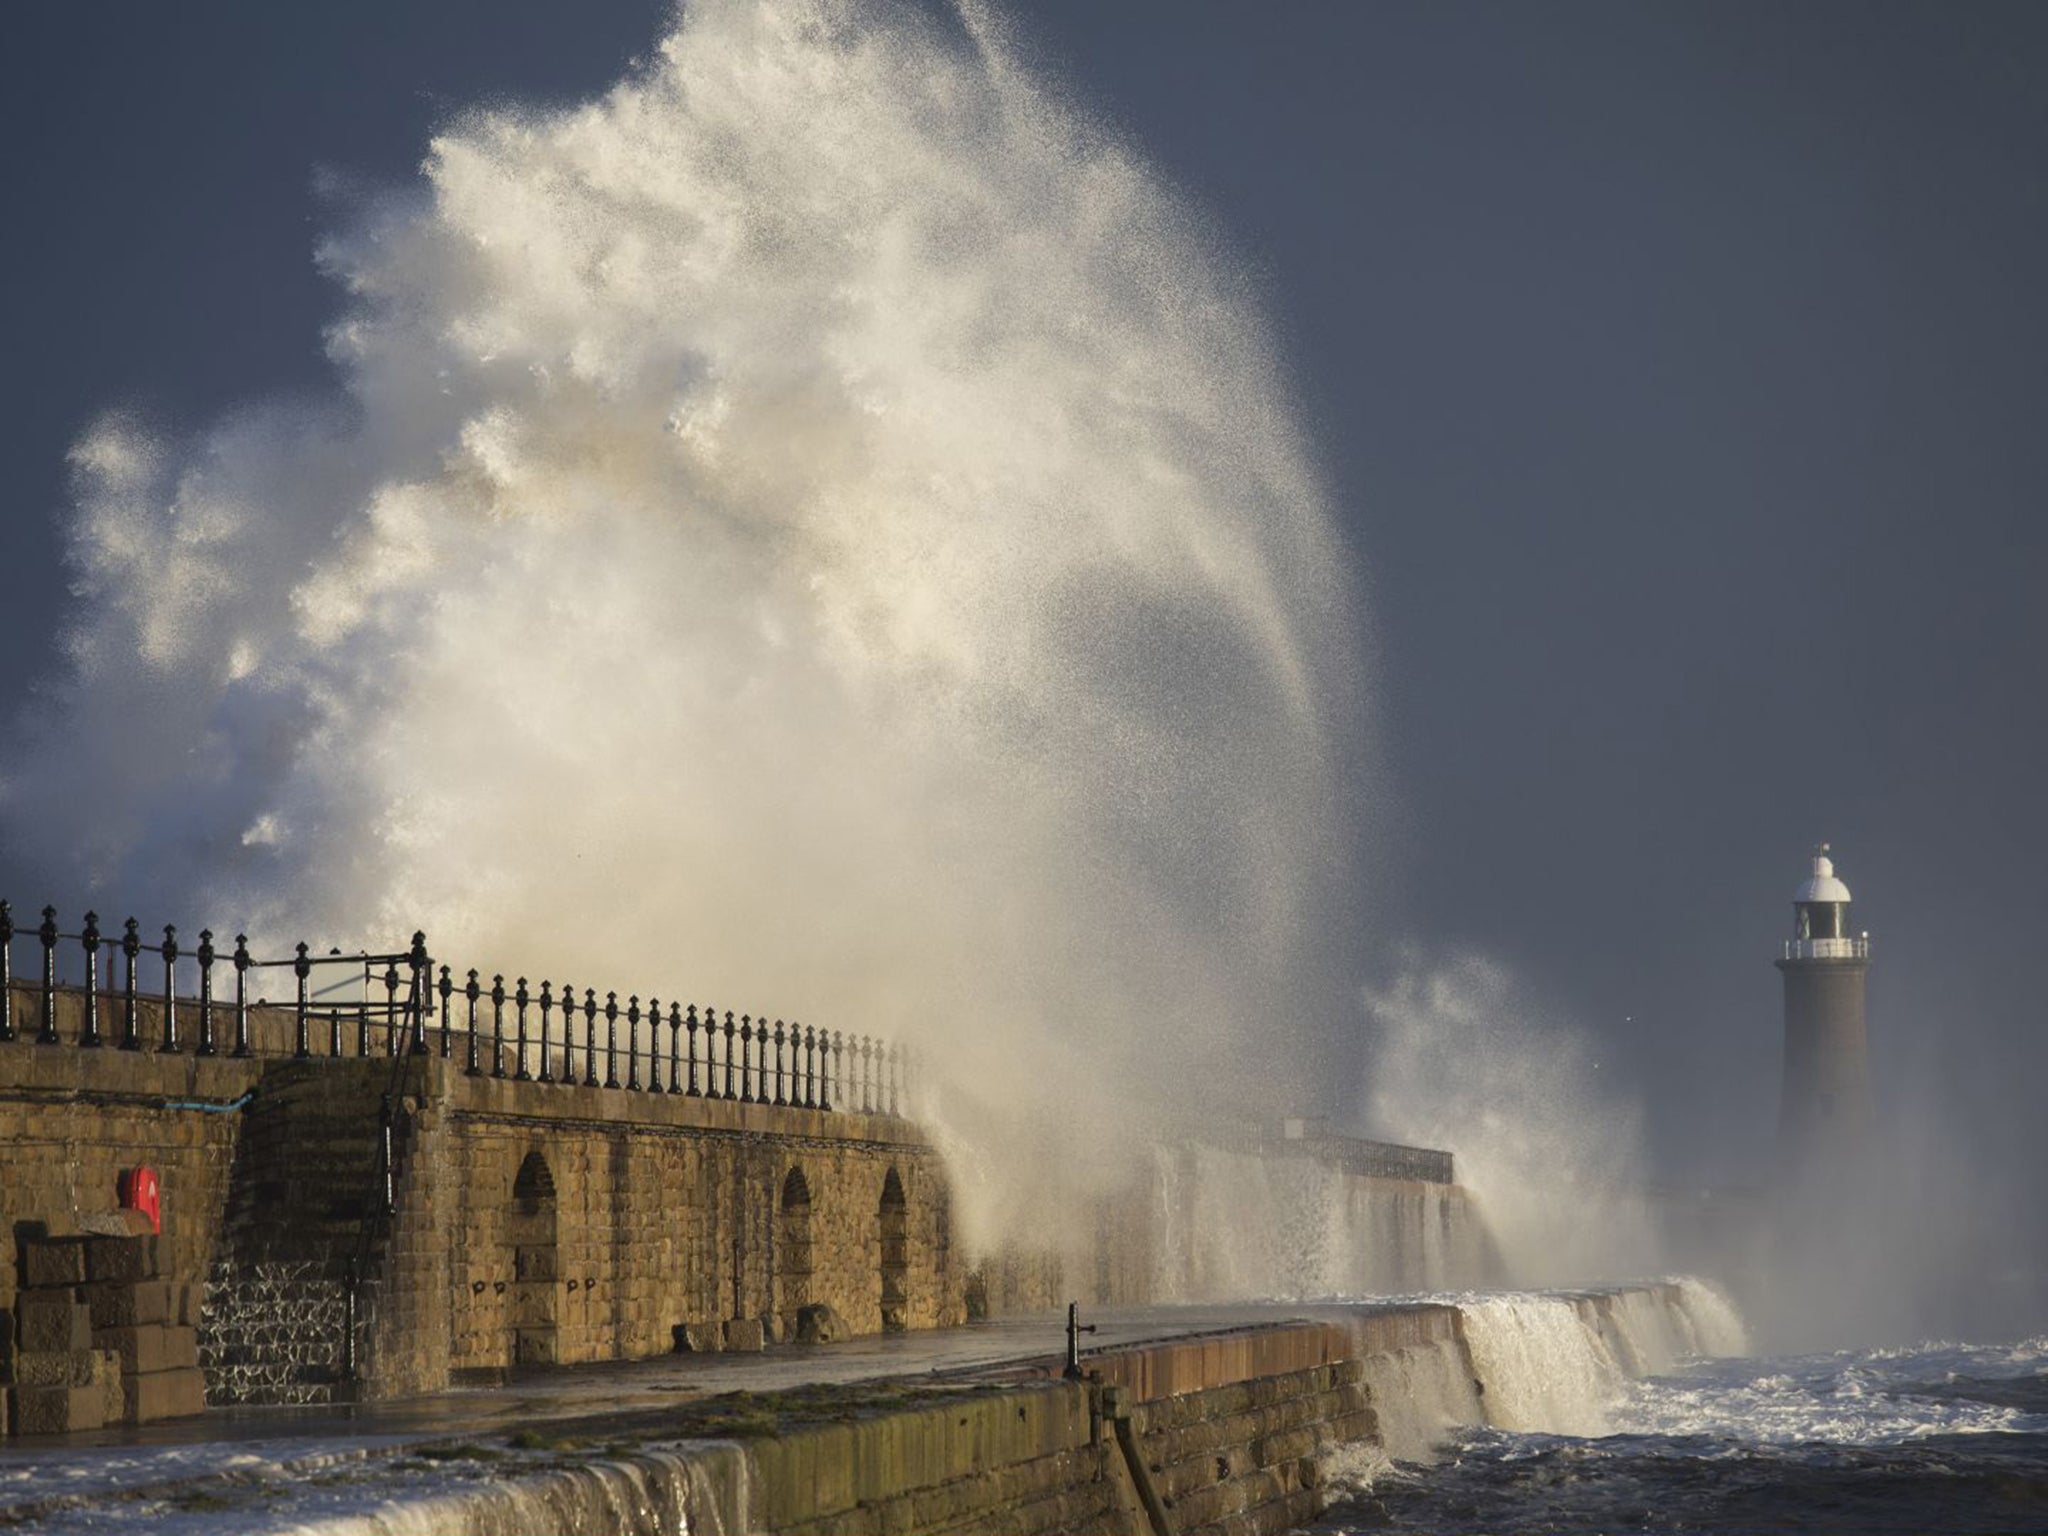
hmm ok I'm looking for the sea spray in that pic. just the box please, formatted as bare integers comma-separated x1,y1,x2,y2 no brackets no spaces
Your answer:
1,0,1366,1233
1360,947,1664,1285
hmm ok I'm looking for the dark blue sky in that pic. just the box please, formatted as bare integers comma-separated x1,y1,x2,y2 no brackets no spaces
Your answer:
4,1,2044,1182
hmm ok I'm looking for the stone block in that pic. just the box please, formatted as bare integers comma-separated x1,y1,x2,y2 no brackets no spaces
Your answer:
123,1366,207,1424
175,1283,201,1328
98,1352,125,1425
94,1324,183,1376
84,1237,150,1285
13,1382,105,1435
84,1280,172,1329
77,1209,155,1238
22,1237,88,1289
13,1351,87,1389
672,1322,721,1353
722,1318,766,1352
162,1326,199,1371
17,1294,92,1353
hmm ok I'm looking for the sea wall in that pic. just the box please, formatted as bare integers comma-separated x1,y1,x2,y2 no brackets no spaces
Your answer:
258,1285,1737,1536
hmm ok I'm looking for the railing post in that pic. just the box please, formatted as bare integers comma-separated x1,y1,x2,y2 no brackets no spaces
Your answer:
121,920,142,1051
464,970,481,1076
626,996,642,1091
537,981,555,1084
489,975,506,1078
37,906,59,1044
646,998,661,1093
294,943,312,1059
801,1024,816,1108
604,992,620,1090
195,929,216,1056
583,989,599,1087
513,978,532,1080
79,911,103,1048
160,925,179,1052
558,981,574,1083
408,932,430,1055
668,1002,683,1095
767,1020,782,1106
686,1005,702,1096
0,900,14,1042
232,933,252,1057
437,965,454,1059
722,1010,738,1100
356,957,371,1058
738,1014,754,1102
382,960,401,1056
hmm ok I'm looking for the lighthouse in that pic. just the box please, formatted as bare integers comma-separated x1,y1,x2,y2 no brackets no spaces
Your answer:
1775,844,1875,1176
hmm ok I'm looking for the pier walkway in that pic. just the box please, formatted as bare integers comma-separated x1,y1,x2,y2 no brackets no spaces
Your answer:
0,1302,1380,1528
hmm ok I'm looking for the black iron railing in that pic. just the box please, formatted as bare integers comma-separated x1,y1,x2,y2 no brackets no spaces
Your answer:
0,898,910,1118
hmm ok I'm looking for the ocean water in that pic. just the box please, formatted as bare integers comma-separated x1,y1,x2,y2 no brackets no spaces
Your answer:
1312,1335,2048,1535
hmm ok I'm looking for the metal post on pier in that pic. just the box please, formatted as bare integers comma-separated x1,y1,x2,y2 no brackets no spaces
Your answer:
1064,1301,1097,1380
195,929,217,1056
160,926,179,1052
408,933,429,1055
514,978,532,1081
232,934,252,1057
37,907,59,1044
537,981,555,1084
626,996,641,1091
0,900,14,1042
604,992,620,1090
79,912,103,1048
490,975,506,1078
294,943,312,1059
381,961,400,1056
121,920,142,1051
438,965,454,1060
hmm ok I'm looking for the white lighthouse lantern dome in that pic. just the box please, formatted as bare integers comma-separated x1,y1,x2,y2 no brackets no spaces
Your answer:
1795,844,1853,904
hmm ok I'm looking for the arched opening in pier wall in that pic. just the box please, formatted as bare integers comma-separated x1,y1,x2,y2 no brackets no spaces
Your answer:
508,1149,560,1367
778,1165,813,1339
879,1167,908,1333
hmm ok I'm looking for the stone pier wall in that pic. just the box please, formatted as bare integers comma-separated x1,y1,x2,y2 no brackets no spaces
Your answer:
1,991,962,1416
363,1060,960,1395
734,1310,1472,1536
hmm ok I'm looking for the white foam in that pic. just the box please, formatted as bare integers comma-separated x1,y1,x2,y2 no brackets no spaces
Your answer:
2,0,1367,1238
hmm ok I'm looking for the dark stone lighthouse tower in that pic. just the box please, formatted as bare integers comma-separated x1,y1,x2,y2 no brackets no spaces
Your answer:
1775,843,1875,1176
